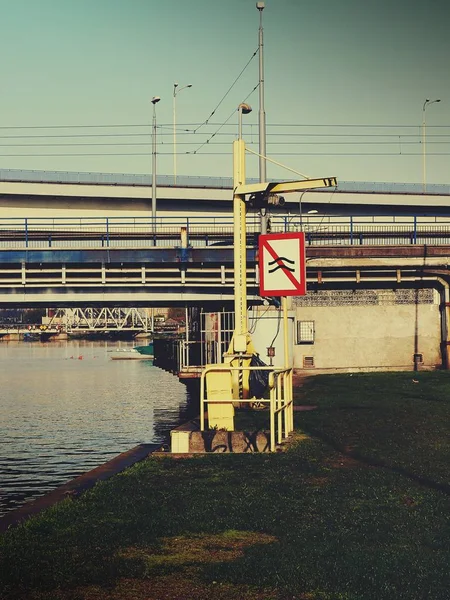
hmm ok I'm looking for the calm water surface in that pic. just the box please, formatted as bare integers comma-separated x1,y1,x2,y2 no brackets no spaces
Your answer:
0,340,193,516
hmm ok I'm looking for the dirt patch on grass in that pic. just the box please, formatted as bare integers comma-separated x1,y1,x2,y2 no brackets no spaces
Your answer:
117,530,277,568
66,531,280,600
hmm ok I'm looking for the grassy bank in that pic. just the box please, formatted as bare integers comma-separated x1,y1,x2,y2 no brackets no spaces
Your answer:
1,372,449,600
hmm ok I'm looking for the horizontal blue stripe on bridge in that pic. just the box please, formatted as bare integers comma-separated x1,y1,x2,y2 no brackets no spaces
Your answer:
0,247,251,264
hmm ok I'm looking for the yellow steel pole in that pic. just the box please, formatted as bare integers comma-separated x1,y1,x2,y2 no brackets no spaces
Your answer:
232,138,248,345
206,119,253,430
282,295,293,434
282,296,289,369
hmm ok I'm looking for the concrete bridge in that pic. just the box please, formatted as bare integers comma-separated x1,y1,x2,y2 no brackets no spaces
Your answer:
0,235,448,307
2,168,450,219
1,168,450,372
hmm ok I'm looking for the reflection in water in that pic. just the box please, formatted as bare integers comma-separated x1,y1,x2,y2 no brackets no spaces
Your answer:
0,340,195,516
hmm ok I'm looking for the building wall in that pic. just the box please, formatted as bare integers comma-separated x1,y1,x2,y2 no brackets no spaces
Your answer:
249,312,295,368
293,289,442,373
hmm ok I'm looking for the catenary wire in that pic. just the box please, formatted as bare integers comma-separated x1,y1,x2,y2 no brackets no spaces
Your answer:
2,122,450,130
189,48,258,134
1,151,449,157
187,84,259,155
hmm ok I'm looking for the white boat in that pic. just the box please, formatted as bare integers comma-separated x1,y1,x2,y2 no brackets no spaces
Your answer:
109,348,153,361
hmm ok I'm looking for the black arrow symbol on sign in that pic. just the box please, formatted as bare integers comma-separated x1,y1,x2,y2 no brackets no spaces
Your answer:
268,256,295,273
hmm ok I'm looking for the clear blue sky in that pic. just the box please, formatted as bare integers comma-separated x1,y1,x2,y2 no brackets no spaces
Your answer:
1,0,449,184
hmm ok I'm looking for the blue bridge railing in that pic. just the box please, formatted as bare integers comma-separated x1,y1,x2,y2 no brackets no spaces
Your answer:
1,215,450,249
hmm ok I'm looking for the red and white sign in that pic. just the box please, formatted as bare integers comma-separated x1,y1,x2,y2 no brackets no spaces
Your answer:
259,232,306,297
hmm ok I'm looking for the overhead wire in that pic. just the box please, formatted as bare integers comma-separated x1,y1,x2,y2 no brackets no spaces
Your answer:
0,45,262,160
189,47,259,135
1,128,449,157
1,151,450,158
188,83,259,155
2,131,450,140
2,122,450,131
1,113,449,158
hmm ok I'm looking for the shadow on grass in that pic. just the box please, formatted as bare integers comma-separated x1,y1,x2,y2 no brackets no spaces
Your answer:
295,372,450,497
302,425,450,497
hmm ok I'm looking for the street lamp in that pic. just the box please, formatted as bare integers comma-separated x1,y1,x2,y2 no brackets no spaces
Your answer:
173,82,192,185
238,102,252,140
151,96,160,222
422,98,441,193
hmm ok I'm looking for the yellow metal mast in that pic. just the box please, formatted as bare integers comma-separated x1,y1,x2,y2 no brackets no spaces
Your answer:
204,102,337,432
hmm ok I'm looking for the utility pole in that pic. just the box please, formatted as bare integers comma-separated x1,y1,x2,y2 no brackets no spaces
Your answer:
257,1,268,234
422,98,441,194
151,96,160,222
173,83,192,185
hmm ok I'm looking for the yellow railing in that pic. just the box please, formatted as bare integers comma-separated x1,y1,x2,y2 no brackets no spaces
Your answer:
200,364,293,452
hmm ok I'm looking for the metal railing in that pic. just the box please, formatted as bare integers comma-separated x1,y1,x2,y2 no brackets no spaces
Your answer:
1,215,450,249
200,364,293,452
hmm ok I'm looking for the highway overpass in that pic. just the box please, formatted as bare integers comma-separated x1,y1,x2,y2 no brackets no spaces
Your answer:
1,168,450,219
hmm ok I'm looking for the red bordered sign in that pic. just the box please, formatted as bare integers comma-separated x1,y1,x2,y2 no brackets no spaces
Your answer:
259,232,306,297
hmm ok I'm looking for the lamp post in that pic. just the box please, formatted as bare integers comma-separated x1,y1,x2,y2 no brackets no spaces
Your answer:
151,96,160,222
173,83,192,185
422,98,441,193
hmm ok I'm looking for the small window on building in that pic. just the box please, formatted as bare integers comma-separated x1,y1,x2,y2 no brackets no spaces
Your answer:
297,320,315,344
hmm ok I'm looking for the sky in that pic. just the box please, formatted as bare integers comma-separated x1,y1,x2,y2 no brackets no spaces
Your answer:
1,0,450,184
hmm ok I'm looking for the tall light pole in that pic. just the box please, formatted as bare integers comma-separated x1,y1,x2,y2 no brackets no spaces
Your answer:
422,98,441,193
256,1,267,234
173,83,192,185
151,96,160,222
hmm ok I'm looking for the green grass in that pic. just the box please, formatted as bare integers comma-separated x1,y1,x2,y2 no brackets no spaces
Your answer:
296,371,450,488
1,371,450,600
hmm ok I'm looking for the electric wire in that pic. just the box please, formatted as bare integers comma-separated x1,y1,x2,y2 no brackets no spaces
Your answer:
2,151,450,158
5,140,450,148
248,304,271,334
4,127,450,138
190,48,258,135
1,125,449,159
2,122,450,130
187,84,259,155
1,132,450,140
268,306,282,350
2,118,450,158
0,46,262,160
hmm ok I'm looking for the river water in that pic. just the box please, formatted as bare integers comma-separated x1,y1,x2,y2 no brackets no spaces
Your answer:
0,340,194,517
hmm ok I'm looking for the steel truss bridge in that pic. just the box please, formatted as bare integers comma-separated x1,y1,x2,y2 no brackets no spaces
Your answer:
1,215,450,309
46,307,150,332
0,308,151,334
